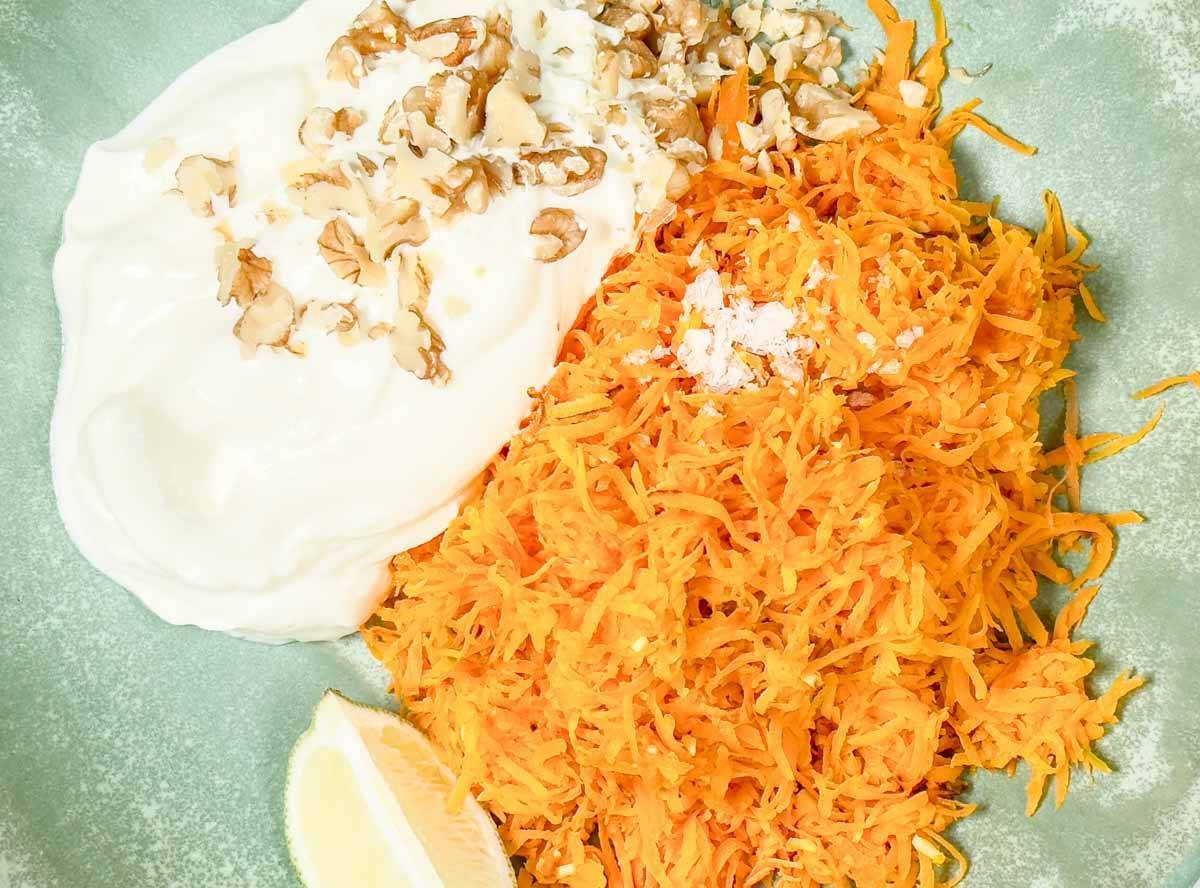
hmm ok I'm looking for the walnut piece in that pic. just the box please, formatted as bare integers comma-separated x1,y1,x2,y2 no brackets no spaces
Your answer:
599,6,652,38
356,153,380,176
791,83,880,142
616,37,658,79
299,301,361,345
408,16,486,67
430,69,492,145
434,73,476,144
483,80,547,149
387,254,449,383
234,283,296,350
658,0,710,46
175,155,237,218
425,155,496,218
318,218,387,288
508,47,542,99
388,310,449,383
898,79,929,109
286,164,371,220
735,87,793,153
381,91,454,154
298,107,365,158
475,11,515,78
530,208,587,263
644,98,706,163
396,251,431,312
635,151,690,213
216,242,273,308
378,99,409,145
365,197,430,262
514,147,607,197
327,0,409,86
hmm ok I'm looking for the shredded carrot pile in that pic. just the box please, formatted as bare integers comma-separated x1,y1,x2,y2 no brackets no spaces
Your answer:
365,4,1153,887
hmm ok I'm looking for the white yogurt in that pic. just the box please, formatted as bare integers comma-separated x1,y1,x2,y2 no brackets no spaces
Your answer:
51,0,661,642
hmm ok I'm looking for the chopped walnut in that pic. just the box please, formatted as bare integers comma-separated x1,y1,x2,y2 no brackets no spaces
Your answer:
530,208,587,263
769,39,801,82
395,251,431,313
378,99,410,145
731,1,762,35
592,48,621,98
299,300,360,338
388,254,449,383
599,6,652,38
327,0,409,86
618,38,659,79
594,36,657,96
409,113,453,154
433,69,492,144
175,155,237,218
644,97,706,148
791,83,880,142
381,88,455,154
803,35,843,71
475,11,515,78
736,87,793,153
408,16,486,67
747,41,768,74
425,155,496,218
898,79,929,109
635,151,690,213
657,0,710,46
233,283,296,350
318,218,387,288
388,310,449,383
508,48,542,99
365,197,430,262
712,31,749,70
298,107,365,158
355,153,380,176
432,74,475,145
514,147,607,197
483,80,547,149
287,164,371,220
216,242,273,308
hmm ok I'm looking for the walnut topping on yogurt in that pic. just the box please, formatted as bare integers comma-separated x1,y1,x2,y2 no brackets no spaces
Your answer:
166,0,876,382
174,155,238,217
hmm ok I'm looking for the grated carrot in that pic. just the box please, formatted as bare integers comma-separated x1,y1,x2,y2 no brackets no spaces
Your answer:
1134,371,1200,400
365,6,1149,888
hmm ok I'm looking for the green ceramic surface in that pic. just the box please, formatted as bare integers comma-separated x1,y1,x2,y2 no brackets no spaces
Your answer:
1,1,1198,886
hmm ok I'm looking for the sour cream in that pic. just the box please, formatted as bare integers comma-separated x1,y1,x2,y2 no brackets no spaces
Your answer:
51,0,664,641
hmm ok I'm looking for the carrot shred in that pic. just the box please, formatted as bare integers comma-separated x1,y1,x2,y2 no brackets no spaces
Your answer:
1133,371,1200,400
363,5,1150,888
1061,379,1083,512
713,66,750,158
1082,406,1165,464
1078,283,1107,323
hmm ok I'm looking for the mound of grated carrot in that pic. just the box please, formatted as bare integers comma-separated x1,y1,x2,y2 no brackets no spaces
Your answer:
365,4,1154,886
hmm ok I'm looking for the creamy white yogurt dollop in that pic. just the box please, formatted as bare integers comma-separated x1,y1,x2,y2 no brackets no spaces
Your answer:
52,0,665,641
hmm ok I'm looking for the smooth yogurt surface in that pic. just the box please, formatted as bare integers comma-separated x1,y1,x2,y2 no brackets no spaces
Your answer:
51,0,661,641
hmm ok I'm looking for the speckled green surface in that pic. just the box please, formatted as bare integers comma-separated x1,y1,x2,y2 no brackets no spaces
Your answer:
0,1,1198,886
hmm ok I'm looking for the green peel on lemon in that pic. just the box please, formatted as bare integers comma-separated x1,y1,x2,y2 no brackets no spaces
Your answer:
285,690,516,888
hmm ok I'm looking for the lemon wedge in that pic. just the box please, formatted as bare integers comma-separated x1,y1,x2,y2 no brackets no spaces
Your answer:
285,690,516,888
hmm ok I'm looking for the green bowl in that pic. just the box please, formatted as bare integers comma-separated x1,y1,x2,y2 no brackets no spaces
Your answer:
1,1,1198,885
